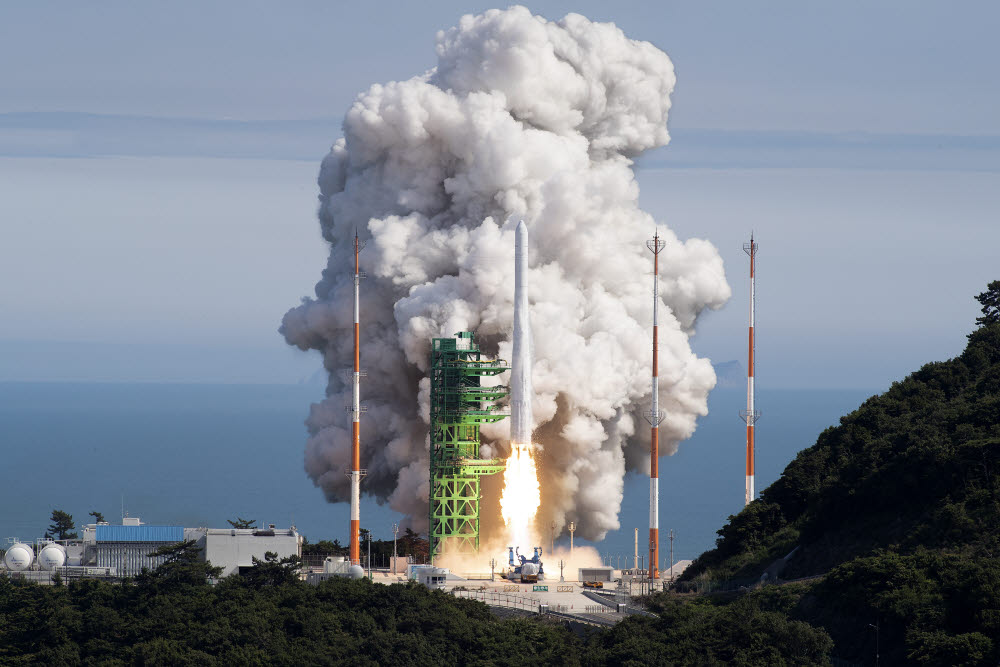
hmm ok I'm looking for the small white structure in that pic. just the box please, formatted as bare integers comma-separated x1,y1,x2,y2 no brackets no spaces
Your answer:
407,563,434,580
416,567,448,590
578,566,614,583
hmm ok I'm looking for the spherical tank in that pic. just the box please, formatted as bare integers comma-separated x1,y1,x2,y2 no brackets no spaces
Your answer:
38,543,67,570
348,564,365,579
4,543,34,570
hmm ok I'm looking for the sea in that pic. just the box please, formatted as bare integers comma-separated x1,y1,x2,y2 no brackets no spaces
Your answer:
0,382,873,565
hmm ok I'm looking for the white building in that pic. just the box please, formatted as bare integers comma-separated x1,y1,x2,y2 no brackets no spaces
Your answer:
199,525,302,577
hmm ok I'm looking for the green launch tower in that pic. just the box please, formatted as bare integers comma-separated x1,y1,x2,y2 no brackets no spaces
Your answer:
429,332,509,562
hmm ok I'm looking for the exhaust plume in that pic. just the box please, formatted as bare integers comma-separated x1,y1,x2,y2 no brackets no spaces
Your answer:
281,6,730,541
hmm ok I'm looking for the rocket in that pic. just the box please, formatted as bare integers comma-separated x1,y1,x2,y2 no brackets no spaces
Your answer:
511,220,532,445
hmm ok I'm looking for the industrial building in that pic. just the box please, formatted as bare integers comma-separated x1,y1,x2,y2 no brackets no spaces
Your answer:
84,520,197,575
202,525,301,577
2,517,302,581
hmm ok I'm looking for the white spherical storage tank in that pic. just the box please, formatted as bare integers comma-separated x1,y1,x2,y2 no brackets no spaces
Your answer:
4,543,34,570
38,543,67,570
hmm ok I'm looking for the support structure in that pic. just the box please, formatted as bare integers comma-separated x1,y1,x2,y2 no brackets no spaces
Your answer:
645,232,666,580
739,234,760,506
429,332,508,562
348,231,367,565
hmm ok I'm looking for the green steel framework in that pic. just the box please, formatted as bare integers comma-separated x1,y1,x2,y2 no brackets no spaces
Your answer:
429,332,509,562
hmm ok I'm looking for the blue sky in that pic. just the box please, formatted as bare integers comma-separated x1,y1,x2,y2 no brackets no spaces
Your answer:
1,2,998,388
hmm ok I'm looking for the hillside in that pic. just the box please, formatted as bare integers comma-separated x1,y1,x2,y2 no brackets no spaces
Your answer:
681,283,1000,665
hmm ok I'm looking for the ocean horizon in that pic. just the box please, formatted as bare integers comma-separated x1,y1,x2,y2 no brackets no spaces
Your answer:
0,381,875,567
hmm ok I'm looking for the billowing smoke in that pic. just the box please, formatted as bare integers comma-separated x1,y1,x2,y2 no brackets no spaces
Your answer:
281,6,729,541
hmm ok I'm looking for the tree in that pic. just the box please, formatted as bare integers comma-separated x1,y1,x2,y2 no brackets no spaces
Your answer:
301,539,346,557
243,551,302,587
226,517,257,529
45,510,77,540
974,280,1000,328
136,540,222,590
89,510,105,524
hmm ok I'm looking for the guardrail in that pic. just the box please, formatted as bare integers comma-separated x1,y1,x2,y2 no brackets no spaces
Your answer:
452,589,540,611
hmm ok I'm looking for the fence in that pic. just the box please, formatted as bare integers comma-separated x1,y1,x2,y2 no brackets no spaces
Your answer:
452,589,540,612
583,605,622,615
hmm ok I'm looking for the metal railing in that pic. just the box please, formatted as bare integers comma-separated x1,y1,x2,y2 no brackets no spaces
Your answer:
452,589,540,611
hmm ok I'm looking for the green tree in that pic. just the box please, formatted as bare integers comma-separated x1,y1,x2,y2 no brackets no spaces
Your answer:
301,538,346,556
45,510,78,540
974,280,1000,328
89,510,105,524
226,516,257,529
135,540,222,591
242,551,302,587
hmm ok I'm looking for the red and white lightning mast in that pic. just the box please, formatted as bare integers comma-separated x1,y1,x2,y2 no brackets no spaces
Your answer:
349,231,367,565
740,234,760,506
645,231,666,580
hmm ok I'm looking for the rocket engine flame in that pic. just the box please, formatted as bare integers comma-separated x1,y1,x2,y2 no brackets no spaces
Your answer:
500,442,541,551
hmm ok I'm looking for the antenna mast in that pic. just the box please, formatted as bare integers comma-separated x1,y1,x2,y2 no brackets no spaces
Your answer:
645,231,666,580
349,231,367,565
740,234,760,506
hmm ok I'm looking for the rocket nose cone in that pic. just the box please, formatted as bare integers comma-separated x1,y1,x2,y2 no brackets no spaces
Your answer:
516,219,527,234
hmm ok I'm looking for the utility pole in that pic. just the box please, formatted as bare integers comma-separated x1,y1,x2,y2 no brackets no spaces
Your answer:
634,528,639,570
869,621,880,667
669,529,675,584
392,522,399,574
568,521,575,559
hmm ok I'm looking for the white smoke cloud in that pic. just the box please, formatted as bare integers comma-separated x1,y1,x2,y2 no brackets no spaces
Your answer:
281,6,730,542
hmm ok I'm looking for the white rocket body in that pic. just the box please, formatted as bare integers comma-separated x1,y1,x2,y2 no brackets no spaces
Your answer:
511,220,532,444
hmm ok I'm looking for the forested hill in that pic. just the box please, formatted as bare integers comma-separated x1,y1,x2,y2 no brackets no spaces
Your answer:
681,283,1000,665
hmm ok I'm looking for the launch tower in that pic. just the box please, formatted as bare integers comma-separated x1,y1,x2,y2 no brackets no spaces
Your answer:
428,332,508,561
